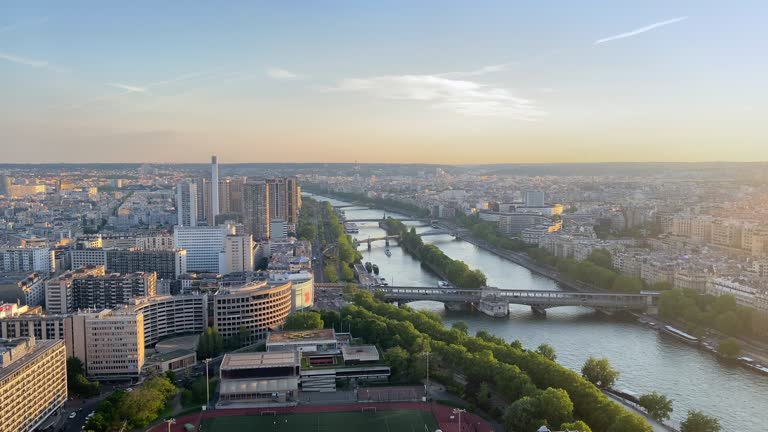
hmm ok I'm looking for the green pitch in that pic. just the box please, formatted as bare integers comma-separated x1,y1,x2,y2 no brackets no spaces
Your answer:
200,409,439,432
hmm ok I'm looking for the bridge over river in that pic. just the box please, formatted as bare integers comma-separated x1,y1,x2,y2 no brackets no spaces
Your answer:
368,286,660,317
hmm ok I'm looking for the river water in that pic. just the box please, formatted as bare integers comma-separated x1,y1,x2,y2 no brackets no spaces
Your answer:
311,194,768,431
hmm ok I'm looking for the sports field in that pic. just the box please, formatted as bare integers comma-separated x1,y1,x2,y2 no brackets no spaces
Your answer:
200,409,439,432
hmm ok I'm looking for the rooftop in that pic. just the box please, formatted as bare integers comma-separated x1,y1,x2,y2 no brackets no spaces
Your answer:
266,329,336,345
221,352,300,370
341,345,380,363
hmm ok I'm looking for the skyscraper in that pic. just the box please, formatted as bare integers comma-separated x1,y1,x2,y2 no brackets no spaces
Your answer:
175,181,198,227
242,181,270,240
524,191,545,208
266,176,300,226
210,155,220,222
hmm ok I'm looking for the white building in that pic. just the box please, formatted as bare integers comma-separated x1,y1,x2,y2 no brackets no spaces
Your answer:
0,247,55,274
174,225,229,273
220,233,255,274
706,278,756,308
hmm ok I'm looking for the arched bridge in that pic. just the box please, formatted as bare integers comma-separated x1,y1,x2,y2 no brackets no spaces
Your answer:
353,229,457,248
369,286,660,316
345,217,431,223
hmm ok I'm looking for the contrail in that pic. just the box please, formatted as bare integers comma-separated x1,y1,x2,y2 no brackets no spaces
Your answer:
594,16,688,45
108,83,147,93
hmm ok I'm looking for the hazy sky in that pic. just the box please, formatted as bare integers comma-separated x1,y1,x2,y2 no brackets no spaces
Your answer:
2,1,767,164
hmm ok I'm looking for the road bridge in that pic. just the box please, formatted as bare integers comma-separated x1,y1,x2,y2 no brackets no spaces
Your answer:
353,229,457,248
368,286,659,316
345,217,430,223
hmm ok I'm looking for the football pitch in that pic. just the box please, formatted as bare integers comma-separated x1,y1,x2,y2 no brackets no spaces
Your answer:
200,409,440,432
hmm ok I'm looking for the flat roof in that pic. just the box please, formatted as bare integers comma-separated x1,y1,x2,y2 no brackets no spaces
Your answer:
341,345,380,362
0,339,63,380
221,352,300,370
266,329,336,345
147,349,195,363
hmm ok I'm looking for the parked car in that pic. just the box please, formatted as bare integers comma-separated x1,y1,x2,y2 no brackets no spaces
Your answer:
68,412,77,419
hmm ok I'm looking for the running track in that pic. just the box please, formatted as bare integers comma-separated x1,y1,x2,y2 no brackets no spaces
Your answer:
148,402,495,432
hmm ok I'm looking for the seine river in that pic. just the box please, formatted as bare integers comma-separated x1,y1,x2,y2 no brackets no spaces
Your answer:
310,194,768,431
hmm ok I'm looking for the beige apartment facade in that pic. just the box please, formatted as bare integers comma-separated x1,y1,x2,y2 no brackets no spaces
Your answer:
0,338,67,432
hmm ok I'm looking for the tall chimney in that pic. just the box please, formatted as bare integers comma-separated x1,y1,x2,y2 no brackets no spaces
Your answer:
211,155,219,222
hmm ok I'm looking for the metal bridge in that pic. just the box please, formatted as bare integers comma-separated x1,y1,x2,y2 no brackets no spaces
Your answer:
353,229,456,248
345,217,431,223
369,286,659,315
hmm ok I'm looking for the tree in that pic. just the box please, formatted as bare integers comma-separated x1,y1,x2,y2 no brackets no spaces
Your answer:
638,391,673,421
681,410,721,432
537,387,574,427
165,370,177,383
587,249,613,270
608,412,653,432
477,382,491,408
561,420,592,432
197,327,224,359
283,311,324,330
383,346,411,383
581,357,619,388
536,343,557,361
504,396,542,432
452,321,469,334
717,337,741,359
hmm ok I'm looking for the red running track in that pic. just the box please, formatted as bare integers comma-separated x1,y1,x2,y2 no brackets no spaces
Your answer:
148,402,496,432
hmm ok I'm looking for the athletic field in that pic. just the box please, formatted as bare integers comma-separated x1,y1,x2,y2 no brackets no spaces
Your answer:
200,408,439,432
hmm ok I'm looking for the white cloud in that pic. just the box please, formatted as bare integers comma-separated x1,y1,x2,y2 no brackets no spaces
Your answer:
0,52,49,68
330,75,545,120
266,67,304,80
595,16,688,45
107,83,147,93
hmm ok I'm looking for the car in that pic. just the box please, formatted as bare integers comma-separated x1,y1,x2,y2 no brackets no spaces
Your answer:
68,412,78,419
86,412,94,418
125,387,133,392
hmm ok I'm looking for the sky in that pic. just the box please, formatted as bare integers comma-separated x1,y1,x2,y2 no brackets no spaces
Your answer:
2,1,767,164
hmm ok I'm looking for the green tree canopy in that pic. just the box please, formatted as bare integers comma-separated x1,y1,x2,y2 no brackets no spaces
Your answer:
717,337,741,359
638,391,673,421
581,357,619,388
283,311,324,331
681,410,721,432
451,321,469,334
536,343,557,361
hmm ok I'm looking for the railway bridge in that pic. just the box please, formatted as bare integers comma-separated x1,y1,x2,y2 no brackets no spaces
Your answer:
368,286,660,316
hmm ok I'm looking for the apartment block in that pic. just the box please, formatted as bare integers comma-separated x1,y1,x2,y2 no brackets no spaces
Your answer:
70,309,145,378
0,338,67,432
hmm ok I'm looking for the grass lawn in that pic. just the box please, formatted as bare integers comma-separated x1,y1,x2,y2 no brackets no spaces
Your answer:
200,409,438,432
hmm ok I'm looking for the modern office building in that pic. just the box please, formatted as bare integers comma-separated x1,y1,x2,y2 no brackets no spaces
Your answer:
0,247,55,273
174,224,229,273
175,181,198,227
135,233,175,250
213,280,293,343
0,306,68,341
71,248,108,269
71,272,156,311
218,351,300,407
524,190,546,208
125,294,208,345
242,181,270,240
0,337,67,432
211,155,220,222
70,308,145,378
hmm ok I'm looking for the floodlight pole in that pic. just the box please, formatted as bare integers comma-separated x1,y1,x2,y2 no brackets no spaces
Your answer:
204,358,211,408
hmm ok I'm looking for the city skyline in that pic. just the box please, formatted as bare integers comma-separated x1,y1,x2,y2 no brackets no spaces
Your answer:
3,1,767,164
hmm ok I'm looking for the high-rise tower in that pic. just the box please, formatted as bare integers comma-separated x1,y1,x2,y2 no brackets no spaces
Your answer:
175,181,198,227
211,155,220,223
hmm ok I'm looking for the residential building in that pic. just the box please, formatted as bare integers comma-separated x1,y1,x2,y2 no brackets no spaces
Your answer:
125,294,208,345
210,155,220,222
71,272,156,311
175,181,198,227
0,272,47,307
45,266,106,315
0,247,55,273
0,338,67,432
242,181,270,240
70,308,144,378
524,190,545,207
105,249,187,279
220,233,254,274
706,278,756,308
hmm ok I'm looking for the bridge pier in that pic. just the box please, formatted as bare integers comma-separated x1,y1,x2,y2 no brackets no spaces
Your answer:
367,239,371,251
385,238,390,246
531,306,547,316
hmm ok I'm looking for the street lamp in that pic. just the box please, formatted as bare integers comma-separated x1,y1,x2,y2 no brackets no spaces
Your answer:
423,351,431,400
165,418,176,432
452,408,466,432
204,358,211,408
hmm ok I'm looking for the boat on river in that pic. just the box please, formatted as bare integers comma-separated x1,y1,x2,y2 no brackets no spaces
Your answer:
661,325,699,345
384,248,392,257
